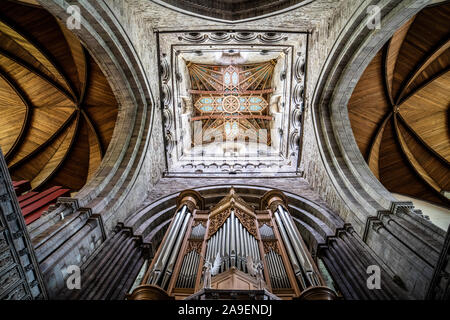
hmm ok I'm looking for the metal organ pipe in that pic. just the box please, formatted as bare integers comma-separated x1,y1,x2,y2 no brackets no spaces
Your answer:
279,206,314,272
148,205,187,285
161,210,191,289
230,211,236,268
274,207,307,289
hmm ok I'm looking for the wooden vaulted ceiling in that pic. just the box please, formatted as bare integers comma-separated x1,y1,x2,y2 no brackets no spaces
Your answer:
348,3,450,207
0,1,118,192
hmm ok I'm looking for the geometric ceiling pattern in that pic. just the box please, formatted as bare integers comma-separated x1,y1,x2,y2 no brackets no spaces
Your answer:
0,1,118,192
158,31,307,176
188,61,275,143
348,3,450,206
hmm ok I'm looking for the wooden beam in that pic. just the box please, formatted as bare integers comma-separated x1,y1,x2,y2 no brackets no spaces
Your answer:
396,38,450,105
393,115,445,196
0,65,32,162
32,112,81,190
397,112,450,166
9,109,77,170
81,109,104,157
0,15,77,101
191,115,273,121
0,48,76,104
367,112,392,179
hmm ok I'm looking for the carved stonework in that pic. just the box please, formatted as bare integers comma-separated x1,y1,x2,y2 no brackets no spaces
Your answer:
157,30,307,175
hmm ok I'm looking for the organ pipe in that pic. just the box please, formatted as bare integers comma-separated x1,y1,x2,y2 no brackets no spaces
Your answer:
147,205,190,286
274,207,307,289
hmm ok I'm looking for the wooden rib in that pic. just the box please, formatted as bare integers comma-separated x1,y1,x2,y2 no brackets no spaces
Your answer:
385,16,415,101
383,42,395,107
396,38,450,104
32,112,81,190
0,65,32,161
398,69,450,162
9,109,77,170
397,113,450,166
0,18,75,99
30,114,79,190
9,0,41,7
0,48,75,103
8,106,75,167
396,116,450,190
367,112,393,180
57,18,87,101
394,116,444,194
398,66,450,107
78,47,89,105
81,109,104,157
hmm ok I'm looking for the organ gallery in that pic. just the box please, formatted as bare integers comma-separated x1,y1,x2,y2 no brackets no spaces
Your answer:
0,0,449,305
129,189,336,300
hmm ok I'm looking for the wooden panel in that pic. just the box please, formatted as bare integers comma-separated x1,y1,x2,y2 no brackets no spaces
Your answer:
28,113,79,190
385,16,415,102
397,118,450,190
0,20,70,93
348,50,390,158
9,107,75,167
379,119,443,204
0,55,75,108
83,55,119,149
392,3,450,103
0,76,27,154
399,70,450,162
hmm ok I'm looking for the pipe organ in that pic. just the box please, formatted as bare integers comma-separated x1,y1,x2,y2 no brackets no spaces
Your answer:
130,188,336,300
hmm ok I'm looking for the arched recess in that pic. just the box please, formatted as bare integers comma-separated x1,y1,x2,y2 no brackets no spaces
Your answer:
125,184,344,254
308,0,441,233
36,0,157,231
122,184,406,299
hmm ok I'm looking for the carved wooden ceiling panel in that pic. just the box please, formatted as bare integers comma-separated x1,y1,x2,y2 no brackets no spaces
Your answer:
0,1,118,192
348,3,450,206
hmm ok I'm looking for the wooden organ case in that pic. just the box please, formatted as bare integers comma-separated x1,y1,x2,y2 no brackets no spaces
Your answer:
129,188,336,300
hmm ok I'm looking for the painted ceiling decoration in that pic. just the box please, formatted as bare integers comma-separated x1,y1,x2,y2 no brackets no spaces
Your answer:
0,0,118,192
157,30,307,176
348,3,450,206
188,61,275,142
152,0,315,22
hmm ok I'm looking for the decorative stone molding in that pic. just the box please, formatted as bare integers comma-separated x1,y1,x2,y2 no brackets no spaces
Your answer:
157,30,307,176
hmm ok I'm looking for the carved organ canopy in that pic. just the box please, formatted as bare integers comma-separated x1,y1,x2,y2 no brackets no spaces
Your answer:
132,188,337,300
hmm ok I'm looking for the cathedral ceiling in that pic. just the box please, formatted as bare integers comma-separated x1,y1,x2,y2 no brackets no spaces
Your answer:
348,3,450,206
0,1,118,192
158,31,307,176
152,0,315,22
